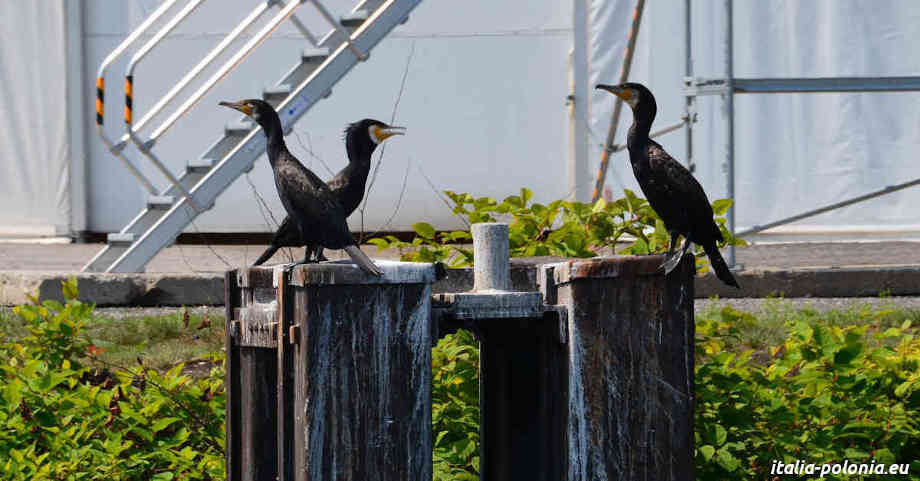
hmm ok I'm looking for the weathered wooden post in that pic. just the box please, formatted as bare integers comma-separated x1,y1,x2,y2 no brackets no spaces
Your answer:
286,261,435,481
433,223,695,481
226,261,435,481
541,255,696,481
225,266,291,481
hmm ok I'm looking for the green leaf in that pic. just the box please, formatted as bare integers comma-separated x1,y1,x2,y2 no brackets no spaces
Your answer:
713,424,727,446
711,198,733,216
520,188,533,205
61,277,80,301
699,445,715,461
592,197,607,213
413,222,436,240
151,417,180,433
367,238,390,249
716,449,740,471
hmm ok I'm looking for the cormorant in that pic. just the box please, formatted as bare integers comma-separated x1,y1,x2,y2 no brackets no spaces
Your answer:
252,119,405,266
595,82,740,288
219,99,384,276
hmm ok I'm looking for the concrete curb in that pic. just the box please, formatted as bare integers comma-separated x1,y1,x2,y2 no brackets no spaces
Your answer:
1,262,917,306
0,272,224,307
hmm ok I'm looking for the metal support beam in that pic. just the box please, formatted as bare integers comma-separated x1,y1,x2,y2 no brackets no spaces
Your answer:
685,76,920,96
569,0,590,202
722,0,735,267
683,0,695,173
736,177,920,237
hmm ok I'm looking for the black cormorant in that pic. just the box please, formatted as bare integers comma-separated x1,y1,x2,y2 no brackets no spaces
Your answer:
219,99,383,276
595,82,739,288
252,119,405,265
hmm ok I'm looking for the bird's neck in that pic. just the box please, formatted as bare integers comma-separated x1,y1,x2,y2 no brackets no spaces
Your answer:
626,104,656,151
262,117,287,167
345,134,376,168
340,140,374,205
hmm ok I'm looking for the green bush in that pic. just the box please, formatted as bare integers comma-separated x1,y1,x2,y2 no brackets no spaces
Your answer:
368,188,743,272
432,330,480,481
695,306,920,480
0,279,225,480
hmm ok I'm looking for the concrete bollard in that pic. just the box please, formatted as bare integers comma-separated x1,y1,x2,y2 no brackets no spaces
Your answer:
472,222,511,291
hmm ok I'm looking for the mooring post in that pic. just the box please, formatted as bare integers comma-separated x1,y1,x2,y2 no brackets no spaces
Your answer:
287,261,435,481
472,222,511,291
542,254,695,481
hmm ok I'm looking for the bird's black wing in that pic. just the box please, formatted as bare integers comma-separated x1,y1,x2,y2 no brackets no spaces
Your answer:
647,142,722,243
274,154,355,250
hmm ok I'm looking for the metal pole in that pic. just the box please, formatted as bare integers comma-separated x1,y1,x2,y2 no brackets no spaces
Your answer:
569,0,590,202
684,0,695,174
591,0,646,202
723,0,736,267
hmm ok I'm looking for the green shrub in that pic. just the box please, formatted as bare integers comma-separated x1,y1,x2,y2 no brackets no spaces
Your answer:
695,306,920,480
432,330,480,480
368,188,743,272
0,279,225,480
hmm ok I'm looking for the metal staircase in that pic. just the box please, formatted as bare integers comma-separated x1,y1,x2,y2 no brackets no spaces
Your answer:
84,0,421,272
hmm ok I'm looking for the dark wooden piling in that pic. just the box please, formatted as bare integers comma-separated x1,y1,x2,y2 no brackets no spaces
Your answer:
287,262,435,481
544,254,695,481
225,266,288,481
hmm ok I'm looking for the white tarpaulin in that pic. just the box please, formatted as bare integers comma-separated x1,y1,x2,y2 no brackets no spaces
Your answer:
0,2,74,236
3,0,918,240
588,0,920,239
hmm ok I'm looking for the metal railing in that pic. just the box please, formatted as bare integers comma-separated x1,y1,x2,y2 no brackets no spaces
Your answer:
94,0,182,195
101,0,371,207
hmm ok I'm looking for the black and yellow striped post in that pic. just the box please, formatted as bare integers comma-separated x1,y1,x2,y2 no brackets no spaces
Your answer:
96,77,104,125
124,75,134,125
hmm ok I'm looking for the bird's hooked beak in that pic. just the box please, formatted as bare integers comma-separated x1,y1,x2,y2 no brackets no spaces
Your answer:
372,124,406,143
218,100,252,117
595,84,634,103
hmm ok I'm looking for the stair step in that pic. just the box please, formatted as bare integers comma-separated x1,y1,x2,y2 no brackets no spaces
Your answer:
188,158,215,173
341,10,369,29
225,121,255,136
147,195,175,210
302,47,330,63
107,233,136,245
263,84,292,101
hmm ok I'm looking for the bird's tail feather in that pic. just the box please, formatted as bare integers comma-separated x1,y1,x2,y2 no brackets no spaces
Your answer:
345,245,383,277
253,245,279,266
704,244,740,289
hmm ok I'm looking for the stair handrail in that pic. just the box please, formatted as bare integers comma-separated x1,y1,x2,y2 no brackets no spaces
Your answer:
123,0,209,211
95,0,182,194
118,0,284,144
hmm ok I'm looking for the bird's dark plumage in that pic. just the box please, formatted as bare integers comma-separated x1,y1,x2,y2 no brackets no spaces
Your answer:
252,119,403,266
219,99,383,276
596,82,739,288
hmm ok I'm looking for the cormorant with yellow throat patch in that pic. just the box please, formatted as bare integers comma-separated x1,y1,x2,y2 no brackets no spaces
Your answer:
219,99,384,276
596,82,739,288
252,118,405,265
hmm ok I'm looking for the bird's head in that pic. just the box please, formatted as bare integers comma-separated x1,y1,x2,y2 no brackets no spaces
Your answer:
595,82,654,111
345,119,406,158
218,99,279,130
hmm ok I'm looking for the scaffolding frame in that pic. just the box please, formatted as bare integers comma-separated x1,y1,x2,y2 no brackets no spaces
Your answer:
684,0,920,267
